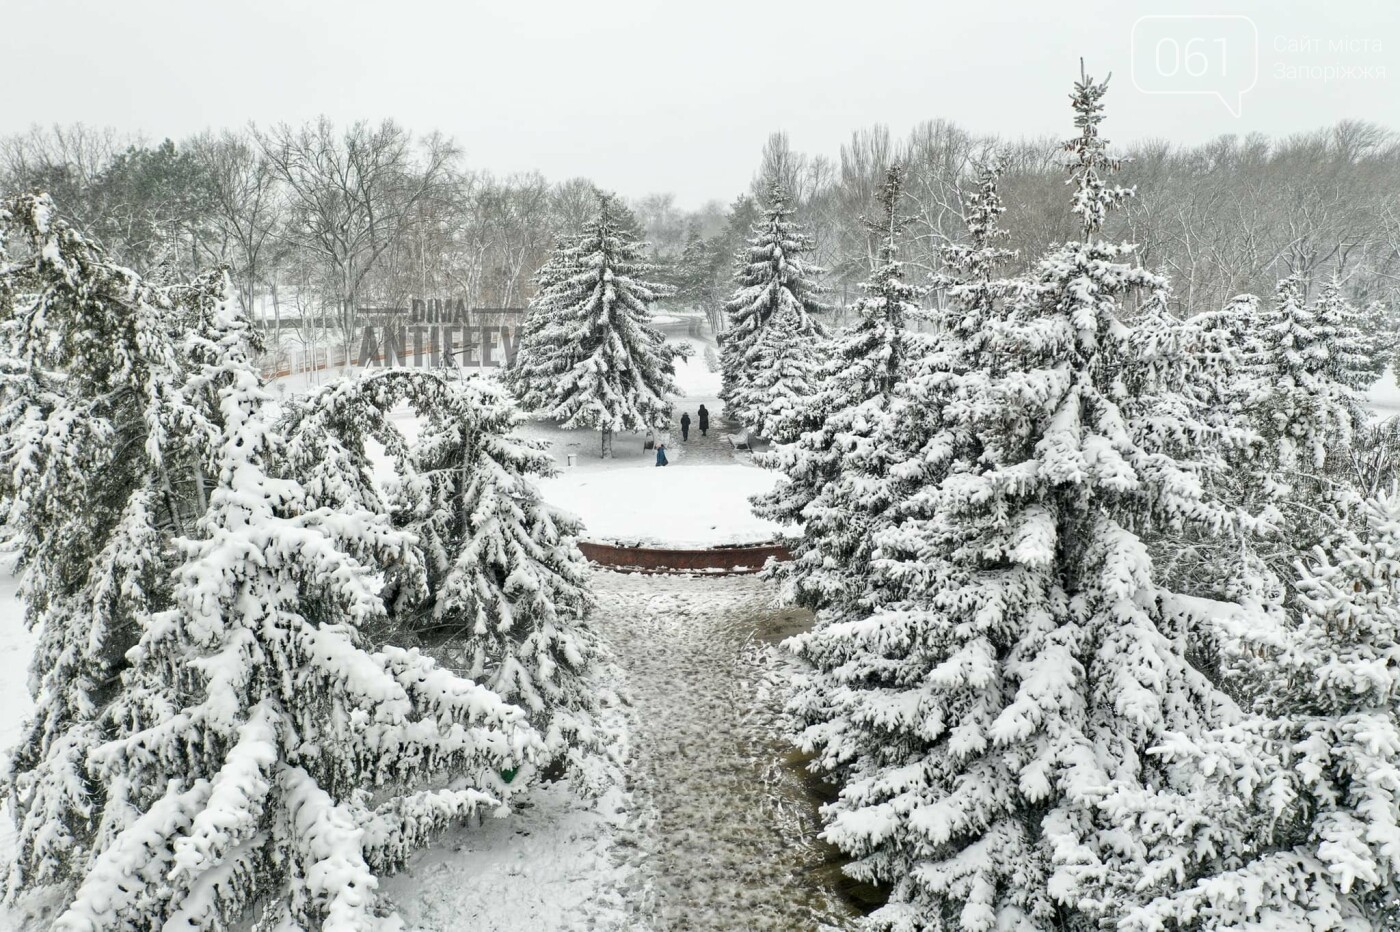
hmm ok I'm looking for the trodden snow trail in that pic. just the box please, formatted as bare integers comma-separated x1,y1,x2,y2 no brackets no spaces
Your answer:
594,569,857,931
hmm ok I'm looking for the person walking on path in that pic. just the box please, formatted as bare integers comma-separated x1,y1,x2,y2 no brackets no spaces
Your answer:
698,405,710,438
655,443,669,466
680,412,691,442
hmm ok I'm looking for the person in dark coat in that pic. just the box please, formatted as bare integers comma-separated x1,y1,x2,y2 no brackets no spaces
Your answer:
697,404,710,437
680,412,691,441
655,443,668,466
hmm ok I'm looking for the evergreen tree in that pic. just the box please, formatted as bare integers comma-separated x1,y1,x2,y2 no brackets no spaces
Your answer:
742,300,823,445
506,194,688,457
278,369,606,790
1314,275,1384,393
504,233,578,412
756,164,929,612
720,182,827,430
856,154,1025,612
1223,274,1368,596
1131,491,1400,930
1145,293,1281,608
934,156,1020,364
785,69,1248,930
0,196,538,928
1254,273,1361,478
399,375,606,789
0,193,221,897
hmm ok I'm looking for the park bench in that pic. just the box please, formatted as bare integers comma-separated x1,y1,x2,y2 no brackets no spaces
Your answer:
724,429,751,451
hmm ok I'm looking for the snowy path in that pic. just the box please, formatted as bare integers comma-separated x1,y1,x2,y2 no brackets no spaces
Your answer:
595,571,856,931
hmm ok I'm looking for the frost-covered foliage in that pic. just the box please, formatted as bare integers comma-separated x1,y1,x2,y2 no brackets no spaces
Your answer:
782,71,1252,931
1130,491,1400,930
741,300,822,444
1062,62,1133,235
280,370,608,790
402,376,605,786
511,234,577,374
1134,294,1278,609
1314,276,1388,393
505,194,688,456
756,165,930,614
0,197,539,929
1253,273,1363,477
0,193,226,897
1198,274,1373,597
934,157,1020,364
719,181,827,432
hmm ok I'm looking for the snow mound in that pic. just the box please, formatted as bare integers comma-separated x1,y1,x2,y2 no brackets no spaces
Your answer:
380,781,631,931
1366,368,1400,420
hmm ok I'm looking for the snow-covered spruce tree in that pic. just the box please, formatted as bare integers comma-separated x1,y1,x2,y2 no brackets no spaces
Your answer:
1314,275,1385,393
0,194,225,899
1,199,538,927
399,375,605,787
1127,490,1400,930
1229,273,1369,596
1254,273,1362,479
505,194,687,456
278,369,607,790
857,153,1022,609
756,164,930,613
1140,293,1283,609
787,69,1249,931
742,300,823,445
720,181,827,432
504,234,578,407
70,325,535,930
933,156,1020,365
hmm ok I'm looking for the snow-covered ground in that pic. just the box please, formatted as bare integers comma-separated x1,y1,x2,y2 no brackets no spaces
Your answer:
595,571,853,931
1366,368,1400,420
381,737,634,930
538,464,783,547
521,337,787,547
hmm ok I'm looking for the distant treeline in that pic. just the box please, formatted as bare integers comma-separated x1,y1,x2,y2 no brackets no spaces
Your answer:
3,116,1397,343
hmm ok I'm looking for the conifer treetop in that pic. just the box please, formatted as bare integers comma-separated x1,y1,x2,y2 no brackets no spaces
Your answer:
1064,60,1134,237
724,179,827,341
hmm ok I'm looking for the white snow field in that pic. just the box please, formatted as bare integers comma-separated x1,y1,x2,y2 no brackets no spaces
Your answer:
1366,366,1400,419
523,337,790,547
379,740,635,930
537,465,783,547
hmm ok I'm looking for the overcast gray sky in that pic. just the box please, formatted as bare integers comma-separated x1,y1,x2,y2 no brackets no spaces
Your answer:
3,0,1397,207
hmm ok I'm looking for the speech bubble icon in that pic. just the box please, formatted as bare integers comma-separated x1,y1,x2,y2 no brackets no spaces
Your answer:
1131,15,1259,118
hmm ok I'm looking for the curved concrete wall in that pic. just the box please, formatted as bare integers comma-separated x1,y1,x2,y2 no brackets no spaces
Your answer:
577,540,791,575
